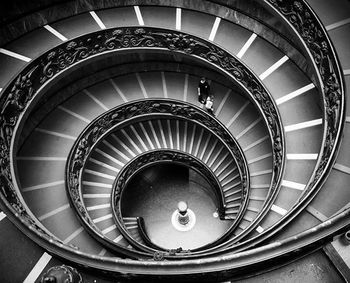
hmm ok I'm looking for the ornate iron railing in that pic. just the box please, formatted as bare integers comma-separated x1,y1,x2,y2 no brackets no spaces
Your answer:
216,0,347,252
0,27,284,256
167,0,347,257
266,0,344,197
0,1,344,276
66,99,249,257
0,0,345,277
111,149,230,253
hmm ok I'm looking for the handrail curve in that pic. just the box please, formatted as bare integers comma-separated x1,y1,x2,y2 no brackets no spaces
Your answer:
66,100,249,257
0,26,283,260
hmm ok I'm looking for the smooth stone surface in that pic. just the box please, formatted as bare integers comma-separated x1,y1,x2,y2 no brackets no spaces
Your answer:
121,163,233,250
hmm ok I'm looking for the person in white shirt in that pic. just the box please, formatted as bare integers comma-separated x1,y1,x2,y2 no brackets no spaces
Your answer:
205,95,214,115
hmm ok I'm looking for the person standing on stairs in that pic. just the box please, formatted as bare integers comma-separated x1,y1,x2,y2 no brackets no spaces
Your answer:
205,95,214,115
198,77,214,115
198,77,210,104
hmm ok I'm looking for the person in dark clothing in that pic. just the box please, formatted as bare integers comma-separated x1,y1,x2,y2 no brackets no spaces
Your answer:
198,77,210,104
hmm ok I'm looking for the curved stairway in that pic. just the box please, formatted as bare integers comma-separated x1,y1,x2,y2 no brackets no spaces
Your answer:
16,72,266,255
0,0,349,282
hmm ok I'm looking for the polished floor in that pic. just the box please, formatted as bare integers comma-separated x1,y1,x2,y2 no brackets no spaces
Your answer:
121,163,233,250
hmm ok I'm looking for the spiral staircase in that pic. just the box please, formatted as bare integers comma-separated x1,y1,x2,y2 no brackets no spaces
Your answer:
0,0,350,282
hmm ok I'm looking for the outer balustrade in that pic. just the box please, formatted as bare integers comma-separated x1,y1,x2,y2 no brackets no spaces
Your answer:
0,0,347,280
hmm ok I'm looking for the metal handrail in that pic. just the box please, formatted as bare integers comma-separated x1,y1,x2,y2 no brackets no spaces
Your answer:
66,100,249,258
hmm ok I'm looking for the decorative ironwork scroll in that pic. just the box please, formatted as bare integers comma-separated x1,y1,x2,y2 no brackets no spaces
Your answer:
211,0,346,252
0,0,344,278
111,149,227,251
112,149,225,206
66,99,249,255
267,0,344,197
0,28,283,253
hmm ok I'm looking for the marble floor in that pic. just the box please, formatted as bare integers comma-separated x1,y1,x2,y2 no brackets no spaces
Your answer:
121,163,233,250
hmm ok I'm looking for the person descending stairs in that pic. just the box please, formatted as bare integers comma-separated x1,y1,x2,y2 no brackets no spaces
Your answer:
197,77,210,104
198,77,214,114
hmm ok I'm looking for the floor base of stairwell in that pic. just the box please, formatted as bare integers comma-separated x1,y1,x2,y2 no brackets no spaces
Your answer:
121,163,233,250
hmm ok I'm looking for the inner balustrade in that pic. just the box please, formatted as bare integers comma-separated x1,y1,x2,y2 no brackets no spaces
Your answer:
13,40,280,255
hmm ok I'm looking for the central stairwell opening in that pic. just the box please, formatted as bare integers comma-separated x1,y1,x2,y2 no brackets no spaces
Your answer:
121,163,233,250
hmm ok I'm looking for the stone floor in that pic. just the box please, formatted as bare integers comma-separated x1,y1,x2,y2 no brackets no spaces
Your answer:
121,163,233,250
